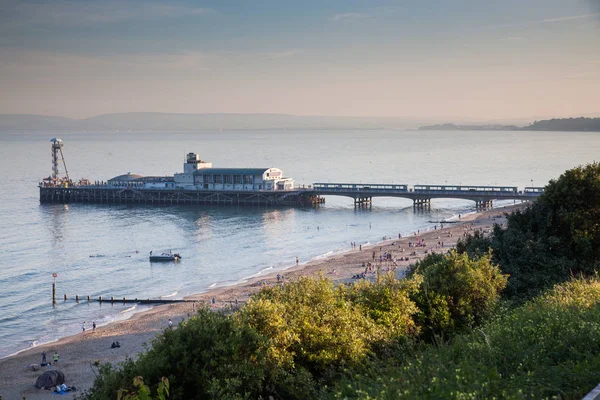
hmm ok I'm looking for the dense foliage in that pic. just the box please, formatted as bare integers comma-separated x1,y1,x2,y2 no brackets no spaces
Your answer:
331,276,600,399
458,162,600,300
410,251,507,342
82,308,269,400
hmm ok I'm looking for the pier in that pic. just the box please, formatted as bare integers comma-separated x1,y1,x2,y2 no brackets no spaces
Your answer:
38,138,544,209
311,183,544,209
40,183,542,209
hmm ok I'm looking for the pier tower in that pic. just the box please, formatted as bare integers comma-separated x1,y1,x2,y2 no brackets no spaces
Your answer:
50,138,69,180
174,153,213,187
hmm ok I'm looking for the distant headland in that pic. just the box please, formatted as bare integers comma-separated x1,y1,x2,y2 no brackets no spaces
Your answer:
418,117,600,132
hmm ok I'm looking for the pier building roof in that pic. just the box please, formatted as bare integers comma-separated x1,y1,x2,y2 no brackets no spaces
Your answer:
192,168,271,175
108,172,144,182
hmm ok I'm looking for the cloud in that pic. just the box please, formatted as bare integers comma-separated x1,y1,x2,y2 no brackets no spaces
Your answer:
330,13,370,22
263,50,300,60
540,12,600,23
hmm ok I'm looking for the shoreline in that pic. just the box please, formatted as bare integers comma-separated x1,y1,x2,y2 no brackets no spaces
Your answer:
0,203,526,399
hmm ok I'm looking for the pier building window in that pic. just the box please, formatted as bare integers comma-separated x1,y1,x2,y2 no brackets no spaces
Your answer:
233,175,242,184
243,175,253,184
214,175,223,184
224,175,233,184
203,175,212,184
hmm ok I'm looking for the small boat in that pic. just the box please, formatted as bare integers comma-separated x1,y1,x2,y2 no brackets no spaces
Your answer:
149,252,181,262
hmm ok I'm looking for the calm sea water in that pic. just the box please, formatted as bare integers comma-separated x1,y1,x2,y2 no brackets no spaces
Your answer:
0,129,599,357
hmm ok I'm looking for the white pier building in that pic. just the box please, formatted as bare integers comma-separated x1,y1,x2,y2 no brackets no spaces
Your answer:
173,153,294,191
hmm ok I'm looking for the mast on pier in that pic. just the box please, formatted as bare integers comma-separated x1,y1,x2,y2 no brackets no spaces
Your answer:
50,138,69,181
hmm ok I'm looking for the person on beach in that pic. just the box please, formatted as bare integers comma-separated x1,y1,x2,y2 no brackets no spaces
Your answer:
53,351,59,364
168,319,173,329
296,257,299,265
92,321,96,331
41,351,46,364
81,321,85,333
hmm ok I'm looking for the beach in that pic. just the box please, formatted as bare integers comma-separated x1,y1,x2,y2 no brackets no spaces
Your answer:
0,204,523,400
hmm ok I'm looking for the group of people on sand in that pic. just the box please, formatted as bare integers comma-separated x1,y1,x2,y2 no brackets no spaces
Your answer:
408,239,427,248
40,350,59,365
80,320,96,333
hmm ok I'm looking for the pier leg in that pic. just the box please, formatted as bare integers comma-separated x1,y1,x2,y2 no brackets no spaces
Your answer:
52,283,56,305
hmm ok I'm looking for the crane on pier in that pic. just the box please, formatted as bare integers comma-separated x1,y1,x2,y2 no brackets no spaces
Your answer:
50,138,69,181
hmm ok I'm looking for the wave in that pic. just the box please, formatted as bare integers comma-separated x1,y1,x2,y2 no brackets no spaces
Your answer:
120,304,137,314
1,337,60,360
161,291,178,298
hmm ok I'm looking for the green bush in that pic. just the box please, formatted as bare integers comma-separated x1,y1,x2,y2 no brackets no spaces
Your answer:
82,308,269,400
410,251,508,342
238,274,420,376
459,163,600,301
330,276,600,399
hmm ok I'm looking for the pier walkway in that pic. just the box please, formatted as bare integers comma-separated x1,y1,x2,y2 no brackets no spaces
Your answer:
311,183,544,208
39,183,544,209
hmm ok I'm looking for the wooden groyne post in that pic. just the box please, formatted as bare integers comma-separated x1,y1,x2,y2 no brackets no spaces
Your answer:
52,272,57,305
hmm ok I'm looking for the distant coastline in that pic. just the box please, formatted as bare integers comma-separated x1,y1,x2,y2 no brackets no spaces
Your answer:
1,113,599,132
418,117,600,132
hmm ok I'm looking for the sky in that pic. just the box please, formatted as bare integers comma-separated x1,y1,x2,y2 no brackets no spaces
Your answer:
0,0,599,120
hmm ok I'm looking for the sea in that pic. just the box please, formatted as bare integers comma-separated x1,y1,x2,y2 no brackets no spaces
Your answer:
1,129,599,358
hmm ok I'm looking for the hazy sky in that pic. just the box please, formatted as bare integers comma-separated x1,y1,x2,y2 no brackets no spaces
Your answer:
1,0,599,119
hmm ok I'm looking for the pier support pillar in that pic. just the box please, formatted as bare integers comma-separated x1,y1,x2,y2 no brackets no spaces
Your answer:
413,198,431,210
354,197,372,208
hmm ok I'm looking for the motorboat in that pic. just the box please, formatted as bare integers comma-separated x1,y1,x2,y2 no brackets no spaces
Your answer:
149,252,181,262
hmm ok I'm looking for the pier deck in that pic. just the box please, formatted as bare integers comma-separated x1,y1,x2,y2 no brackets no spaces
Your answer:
40,182,543,209
39,185,323,206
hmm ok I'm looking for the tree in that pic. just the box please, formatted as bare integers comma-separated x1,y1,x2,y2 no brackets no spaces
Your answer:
460,162,600,300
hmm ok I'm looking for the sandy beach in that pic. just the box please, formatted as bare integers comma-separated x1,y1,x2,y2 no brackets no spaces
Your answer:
0,204,524,400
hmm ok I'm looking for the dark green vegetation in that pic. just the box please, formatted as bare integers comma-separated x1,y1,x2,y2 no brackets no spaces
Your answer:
524,117,600,132
419,117,600,132
81,163,600,399
333,276,600,399
458,162,600,300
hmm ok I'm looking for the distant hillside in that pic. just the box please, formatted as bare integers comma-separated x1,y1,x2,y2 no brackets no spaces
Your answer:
3,113,599,132
0,112,422,131
419,117,600,132
523,117,600,132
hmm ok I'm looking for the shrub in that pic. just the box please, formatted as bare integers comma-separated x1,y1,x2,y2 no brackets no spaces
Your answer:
459,163,600,301
410,251,508,342
82,308,269,400
330,276,600,399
